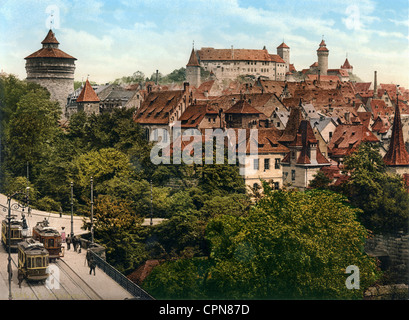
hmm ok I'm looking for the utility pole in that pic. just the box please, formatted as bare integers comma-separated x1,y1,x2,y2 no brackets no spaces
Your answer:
90,177,94,243
70,181,74,238
150,179,153,226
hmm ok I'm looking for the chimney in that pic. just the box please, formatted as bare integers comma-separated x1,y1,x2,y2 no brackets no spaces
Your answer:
309,142,318,164
184,82,189,92
345,111,350,123
318,69,321,84
231,45,234,59
155,70,159,85
373,71,378,99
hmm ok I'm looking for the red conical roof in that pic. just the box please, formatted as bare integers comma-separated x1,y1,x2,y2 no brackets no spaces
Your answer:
186,48,200,67
277,42,290,49
76,79,100,103
341,58,352,69
383,101,409,166
41,29,59,44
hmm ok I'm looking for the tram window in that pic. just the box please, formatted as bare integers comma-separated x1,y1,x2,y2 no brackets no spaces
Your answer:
48,239,54,247
36,257,42,267
27,258,31,268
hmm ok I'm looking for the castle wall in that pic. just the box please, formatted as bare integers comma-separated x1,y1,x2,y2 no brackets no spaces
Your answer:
26,77,74,117
201,60,286,81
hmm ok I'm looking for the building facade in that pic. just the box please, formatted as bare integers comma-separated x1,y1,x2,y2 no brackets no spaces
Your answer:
195,45,287,81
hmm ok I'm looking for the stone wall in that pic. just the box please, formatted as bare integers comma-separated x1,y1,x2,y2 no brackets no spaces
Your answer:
365,232,409,283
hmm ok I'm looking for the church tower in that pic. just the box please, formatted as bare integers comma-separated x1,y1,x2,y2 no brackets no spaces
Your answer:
317,39,329,76
383,96,409,175
277,42,290,74
186,48,201,88
25,29,76,119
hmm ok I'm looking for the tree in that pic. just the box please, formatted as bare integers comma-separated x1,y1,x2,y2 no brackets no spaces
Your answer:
3,86,61,178
93,194,146,273
204,187,380,299
341,143,409,234
145,187,381,299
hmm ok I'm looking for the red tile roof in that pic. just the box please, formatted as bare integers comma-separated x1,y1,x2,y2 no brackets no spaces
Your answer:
282,120,329,165
41,29,59,44
277,42,290,49
76,79,100,103
371,116,391,134
224,99,262,114
186,48,200,67
25,30,76,60
279,103,304,144
133,89,186,125
383,102,409,166
328,124,379,159
196,47,285,63
179,103,218,128
341,58,352,69
25,47,76,60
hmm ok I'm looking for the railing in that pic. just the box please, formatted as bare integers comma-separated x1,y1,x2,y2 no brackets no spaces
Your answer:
88,249,154,300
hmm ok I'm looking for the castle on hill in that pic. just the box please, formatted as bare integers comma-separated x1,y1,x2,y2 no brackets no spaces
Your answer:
186,39,355,88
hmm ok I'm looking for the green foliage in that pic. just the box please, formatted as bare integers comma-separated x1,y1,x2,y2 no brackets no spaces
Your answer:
93,194,146,273
143,257,213,299
145,188,381,299
36,196,61,212
341,143,409,234
309,170,333,189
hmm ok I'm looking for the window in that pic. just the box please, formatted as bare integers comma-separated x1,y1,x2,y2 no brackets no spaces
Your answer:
253,158,259,170
275,158,281,169
264,158,270,171
291,170,296,181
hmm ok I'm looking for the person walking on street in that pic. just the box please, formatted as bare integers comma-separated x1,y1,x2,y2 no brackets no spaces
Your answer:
89,257,96,276
66,235,71,250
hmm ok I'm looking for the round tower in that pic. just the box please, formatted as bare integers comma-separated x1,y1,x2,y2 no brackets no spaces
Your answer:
25,29,76,119
316,39,329,76
186,48,201,88
277,42,290,73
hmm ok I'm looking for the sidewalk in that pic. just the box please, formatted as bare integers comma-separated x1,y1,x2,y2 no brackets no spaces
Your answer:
61,243,135,300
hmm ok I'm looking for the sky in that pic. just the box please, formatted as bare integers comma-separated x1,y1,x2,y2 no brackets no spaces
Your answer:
0,0,408,88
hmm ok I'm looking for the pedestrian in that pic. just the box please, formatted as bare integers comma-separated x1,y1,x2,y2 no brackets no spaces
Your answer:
89,257,96,276
66,235,71,250
73,236,78,252
78,239,82,253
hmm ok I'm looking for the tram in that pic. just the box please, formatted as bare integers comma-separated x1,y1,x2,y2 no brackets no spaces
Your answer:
32,218,63,260
17,238,49,284
1,216,24,250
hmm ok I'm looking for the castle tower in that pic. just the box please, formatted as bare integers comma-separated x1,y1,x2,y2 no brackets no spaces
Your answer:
316,39,329,76
340,56,353,74
383,95,409,175
25,29,76,119
277,42,290,73
76,79,100,116
186,48,201,88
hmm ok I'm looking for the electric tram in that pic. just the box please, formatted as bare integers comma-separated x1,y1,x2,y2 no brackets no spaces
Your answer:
32,218,63,260
17,238,49,285
1,216,25,250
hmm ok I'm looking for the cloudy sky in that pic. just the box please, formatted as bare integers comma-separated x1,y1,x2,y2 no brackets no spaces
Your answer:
1,0,408,87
